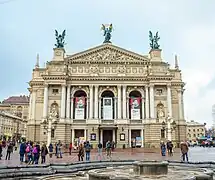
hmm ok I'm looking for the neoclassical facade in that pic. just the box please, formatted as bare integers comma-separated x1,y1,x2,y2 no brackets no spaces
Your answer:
27,43,186,148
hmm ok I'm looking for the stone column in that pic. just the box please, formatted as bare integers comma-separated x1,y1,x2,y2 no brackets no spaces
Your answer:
94,85,99,119
86,97,89,119
145,86,149,119
89,85,93,119
28,93,32,120
167,84,172,117
99,97,101,119
129,129,131,147
114,97,117,119
100,129,103,143
84,129,87,141
71,129,75,146
178,89,183,120
60,85,66,119
117,85,122,119
66,85,71,119
122,85,127,119
141,97,145,119
149,85,154,118
113,129,116,142
126,98,129,119
43,84,49,119
31,89,36,120
71,97,74,119
141,129,144,147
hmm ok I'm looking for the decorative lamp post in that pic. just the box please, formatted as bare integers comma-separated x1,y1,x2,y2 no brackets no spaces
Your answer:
42,110,58,146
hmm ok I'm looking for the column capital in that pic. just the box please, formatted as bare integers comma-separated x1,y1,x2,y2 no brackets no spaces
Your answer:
122,85,127,88
167,83,171,88
94,85,99,88
117,85,122,89
89,85,93,89
67,85,71,88
44,83,49,87
61,84,67,87
149,84,154,88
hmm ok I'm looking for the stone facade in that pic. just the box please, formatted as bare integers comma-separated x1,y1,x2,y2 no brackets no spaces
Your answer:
27,43,186,148
186,120,206,141
0,95,29,121
0,111,27,139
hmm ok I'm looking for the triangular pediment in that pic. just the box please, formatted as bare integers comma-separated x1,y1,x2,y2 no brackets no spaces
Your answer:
66,43,149,63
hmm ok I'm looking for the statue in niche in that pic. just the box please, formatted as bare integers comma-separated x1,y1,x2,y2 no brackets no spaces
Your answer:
157,104,165,118
50,103,59,119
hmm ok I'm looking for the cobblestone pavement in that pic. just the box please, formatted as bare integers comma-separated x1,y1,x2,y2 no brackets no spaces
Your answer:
0,147,213,166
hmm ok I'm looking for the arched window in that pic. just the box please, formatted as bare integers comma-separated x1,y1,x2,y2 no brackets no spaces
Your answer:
129,91,142,119
101,90,115,120
73,90,87,119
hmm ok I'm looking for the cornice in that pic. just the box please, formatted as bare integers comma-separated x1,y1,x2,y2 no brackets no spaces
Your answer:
41,75,68,80
69,76,147,81
29,81,44,86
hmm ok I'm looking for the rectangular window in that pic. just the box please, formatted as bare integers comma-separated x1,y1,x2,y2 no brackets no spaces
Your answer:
161,129,165,138
52,89,59,94
51,129,55,138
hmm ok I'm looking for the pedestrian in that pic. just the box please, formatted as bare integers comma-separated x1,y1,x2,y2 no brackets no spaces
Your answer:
19,141,26,163
160,141,166,156
69,142,72,155
5,142,13,160
180,141,189,162
57,141,62,158
78,144,84,161
26,142,33,164
84,141,91,161
32,145,38,164
41,144,48,164
97,142,103,161
48,143,53,158
168,141,173,156
106,141,112,158
0,142,2,160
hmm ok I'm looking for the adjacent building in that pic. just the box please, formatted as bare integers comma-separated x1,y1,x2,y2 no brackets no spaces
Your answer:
0,111,27,140
186,120,206,141
28,40,186,148
0,95,29,120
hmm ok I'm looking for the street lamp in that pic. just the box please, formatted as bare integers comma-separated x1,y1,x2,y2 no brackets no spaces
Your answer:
42,111,58,145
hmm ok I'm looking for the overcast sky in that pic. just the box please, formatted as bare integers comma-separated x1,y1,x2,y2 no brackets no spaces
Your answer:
0,0,214,127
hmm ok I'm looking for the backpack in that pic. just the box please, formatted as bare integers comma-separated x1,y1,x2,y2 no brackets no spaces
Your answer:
85,144,91,152
107,143,111,148
32,147,38,154
25,146,30,153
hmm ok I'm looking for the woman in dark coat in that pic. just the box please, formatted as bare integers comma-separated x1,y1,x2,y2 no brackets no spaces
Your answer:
48,143,53,158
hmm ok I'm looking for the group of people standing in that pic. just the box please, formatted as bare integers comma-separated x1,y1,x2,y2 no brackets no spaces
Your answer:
160,140,189,162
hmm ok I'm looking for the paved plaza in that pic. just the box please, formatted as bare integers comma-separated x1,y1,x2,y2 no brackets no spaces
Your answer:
0,147,213,166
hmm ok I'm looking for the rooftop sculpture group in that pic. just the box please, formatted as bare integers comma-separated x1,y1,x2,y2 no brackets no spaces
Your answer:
54,26,161,49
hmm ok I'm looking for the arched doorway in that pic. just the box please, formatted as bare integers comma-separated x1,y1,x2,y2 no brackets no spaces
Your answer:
101,90,115,120
73,90,87,119
129,90,142,119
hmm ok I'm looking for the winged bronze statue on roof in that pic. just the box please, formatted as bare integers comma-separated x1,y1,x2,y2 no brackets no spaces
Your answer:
101,24,113,43
149,31,160,49
55,30,66,48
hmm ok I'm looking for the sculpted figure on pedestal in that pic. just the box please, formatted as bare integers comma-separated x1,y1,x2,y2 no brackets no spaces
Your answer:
157,104,165,118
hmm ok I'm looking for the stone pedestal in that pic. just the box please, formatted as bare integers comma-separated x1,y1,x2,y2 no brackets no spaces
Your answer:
149,49,162,62
52,48,65,61
133,161,168,175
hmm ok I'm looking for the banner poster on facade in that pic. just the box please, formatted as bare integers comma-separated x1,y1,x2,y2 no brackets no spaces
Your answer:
103,97,113,120
75,97,85,119
130,97,141,120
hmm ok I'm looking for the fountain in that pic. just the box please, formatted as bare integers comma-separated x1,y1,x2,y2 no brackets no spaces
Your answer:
0,160,214,179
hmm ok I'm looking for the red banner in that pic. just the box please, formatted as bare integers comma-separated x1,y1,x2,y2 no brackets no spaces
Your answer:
75,97,85,108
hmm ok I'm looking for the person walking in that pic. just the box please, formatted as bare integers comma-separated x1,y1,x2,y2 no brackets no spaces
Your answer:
48,143,53,158
180,141,189,162
0,142,2,160
97,142,103,161
57,141,62,158
106,141,112,158
84,141,91,161
41,144,48,164
168,141,173,156
19,141,26,163
160,141,166,156
5,142,13,160
69,142,72,155
78,144,84,161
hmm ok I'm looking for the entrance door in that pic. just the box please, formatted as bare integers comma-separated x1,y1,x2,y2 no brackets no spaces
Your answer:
103,130,113,148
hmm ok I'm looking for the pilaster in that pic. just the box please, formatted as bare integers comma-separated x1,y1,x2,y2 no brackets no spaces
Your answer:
149,84,155,118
